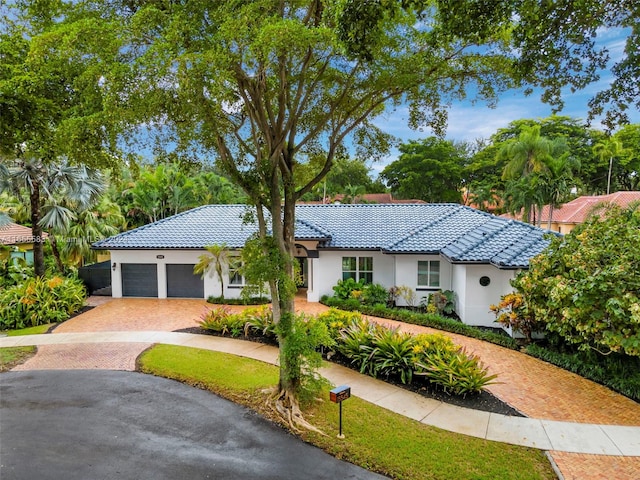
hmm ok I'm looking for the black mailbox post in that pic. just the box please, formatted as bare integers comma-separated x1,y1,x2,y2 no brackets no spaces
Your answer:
329,385,351,438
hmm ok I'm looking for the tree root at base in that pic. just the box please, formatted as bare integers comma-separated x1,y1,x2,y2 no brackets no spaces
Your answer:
263,386,327,436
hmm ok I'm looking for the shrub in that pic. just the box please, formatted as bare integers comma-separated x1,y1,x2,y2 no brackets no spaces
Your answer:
332,277,366,300
415,348,499,396
207,295,270,305
315,308,363,341
321,297,518,350
370,327,416,384
242,306,276,339
337,318,381,375
0,275,86,329
360,283,389,306
490,292,542,343
429,290,456,316
199,305,245,337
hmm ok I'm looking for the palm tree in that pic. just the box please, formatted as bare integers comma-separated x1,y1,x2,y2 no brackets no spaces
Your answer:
1,158,105,276
593,137,625,195
539,153,578,230
194,244,229,299
500,126,553,180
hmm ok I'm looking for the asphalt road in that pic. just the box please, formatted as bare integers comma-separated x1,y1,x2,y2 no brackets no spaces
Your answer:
0,370,387,480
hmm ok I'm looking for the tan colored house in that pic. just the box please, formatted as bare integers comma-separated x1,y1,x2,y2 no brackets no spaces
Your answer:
0,222,48,264
504,191,640,234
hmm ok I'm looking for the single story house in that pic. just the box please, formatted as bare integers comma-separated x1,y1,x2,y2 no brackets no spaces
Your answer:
93,203,556,328
0,222,48,265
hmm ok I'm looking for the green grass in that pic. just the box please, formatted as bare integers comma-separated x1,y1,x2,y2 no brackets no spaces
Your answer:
0,324,52,371
139,344,555,480
5,324,54,336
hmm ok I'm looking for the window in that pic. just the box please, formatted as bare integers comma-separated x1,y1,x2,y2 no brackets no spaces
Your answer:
342,256,373,284
10,250,33,265
417,260,440,288
228,258,244,286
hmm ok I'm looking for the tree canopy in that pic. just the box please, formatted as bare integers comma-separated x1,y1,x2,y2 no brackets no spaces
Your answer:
513,204,640,357
380,138,468,203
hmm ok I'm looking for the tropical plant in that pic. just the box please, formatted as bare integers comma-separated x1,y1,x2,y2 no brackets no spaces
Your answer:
360,283,389,306
0,275,86,329
429,290,456,316
370,327,417,384
243,306,277,340
513,204,640,357
415,348,499,397
332,277,366,300
490,292,541,343
593,137,626,195
198,305,236,336
194,244,229,299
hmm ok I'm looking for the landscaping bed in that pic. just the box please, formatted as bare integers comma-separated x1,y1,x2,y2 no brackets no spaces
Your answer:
176,324,523,417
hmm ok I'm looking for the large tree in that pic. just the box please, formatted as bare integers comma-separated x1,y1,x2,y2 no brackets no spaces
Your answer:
0,1,124,273
380,137,468,202
94,0,640,423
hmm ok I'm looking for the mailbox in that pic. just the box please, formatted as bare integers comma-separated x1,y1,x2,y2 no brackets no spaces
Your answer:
330,385,351,403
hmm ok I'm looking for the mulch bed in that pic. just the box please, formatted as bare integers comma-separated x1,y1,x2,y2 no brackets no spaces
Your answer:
175,326,524,417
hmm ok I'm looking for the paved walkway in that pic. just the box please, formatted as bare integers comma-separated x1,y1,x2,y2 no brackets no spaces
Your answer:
3,297,640,479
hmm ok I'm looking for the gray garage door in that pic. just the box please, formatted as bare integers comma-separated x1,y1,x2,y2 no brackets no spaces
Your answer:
121,264,158,297
166,264,204,298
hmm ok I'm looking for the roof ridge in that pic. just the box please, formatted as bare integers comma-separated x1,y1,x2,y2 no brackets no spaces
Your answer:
295,217,332,238
384,204,461,250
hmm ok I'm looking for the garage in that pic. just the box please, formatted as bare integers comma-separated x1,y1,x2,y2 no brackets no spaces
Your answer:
166,264,204,298
121,264,158,297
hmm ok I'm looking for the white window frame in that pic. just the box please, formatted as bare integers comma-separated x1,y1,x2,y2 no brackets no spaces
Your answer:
417,260,440,288
342,256,373,284
228,258,244,286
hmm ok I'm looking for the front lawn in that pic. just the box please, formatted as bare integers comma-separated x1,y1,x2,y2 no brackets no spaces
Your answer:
139,344,555,480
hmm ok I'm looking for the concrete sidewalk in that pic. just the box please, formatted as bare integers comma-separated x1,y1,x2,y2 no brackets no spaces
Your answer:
2,331,639,457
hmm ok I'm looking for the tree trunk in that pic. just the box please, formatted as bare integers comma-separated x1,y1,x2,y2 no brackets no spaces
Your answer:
547,205,554,231
29,181,45,277
49,234,65,274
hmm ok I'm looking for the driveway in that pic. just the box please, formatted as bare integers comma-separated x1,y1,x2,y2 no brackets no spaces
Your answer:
0,370,386,480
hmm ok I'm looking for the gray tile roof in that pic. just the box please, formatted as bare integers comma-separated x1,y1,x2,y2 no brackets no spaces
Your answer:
94,203,558,268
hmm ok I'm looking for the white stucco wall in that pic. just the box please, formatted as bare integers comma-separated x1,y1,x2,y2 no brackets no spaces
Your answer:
451,264,467,322
311,250,395,301
393,255,452,307
459,264,517,327
110,249,246,299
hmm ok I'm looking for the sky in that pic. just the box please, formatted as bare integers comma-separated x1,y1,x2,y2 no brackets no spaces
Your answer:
368,27,639,175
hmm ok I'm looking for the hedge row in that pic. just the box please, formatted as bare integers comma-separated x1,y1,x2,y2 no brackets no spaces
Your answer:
321,296,519,350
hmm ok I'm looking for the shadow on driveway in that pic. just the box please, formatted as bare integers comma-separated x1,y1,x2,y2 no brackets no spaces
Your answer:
0,370,386,480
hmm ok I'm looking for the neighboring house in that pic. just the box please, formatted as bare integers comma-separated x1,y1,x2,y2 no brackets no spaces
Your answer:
0,222,48,265
503,191,640,234
93,204,556,328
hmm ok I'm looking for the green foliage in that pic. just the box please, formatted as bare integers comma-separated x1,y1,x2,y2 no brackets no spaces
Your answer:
415,348,499,397
359,283,389,306
332,277,366,300
337,318,382,376
0,275,86,329
370,327,417,384
277,313,333,402
321,296,519,350
241,234,295,301
514,204,640,357
198,305,245,338
429,289,456,316
242,306,277,340
525,344,640,402
0,257,34,289
206,296,270,305
490,292,542,343
315,308,363,341
380,138,468,203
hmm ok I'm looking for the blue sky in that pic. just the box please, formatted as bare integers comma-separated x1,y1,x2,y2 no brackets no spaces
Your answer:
368,27,639,175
